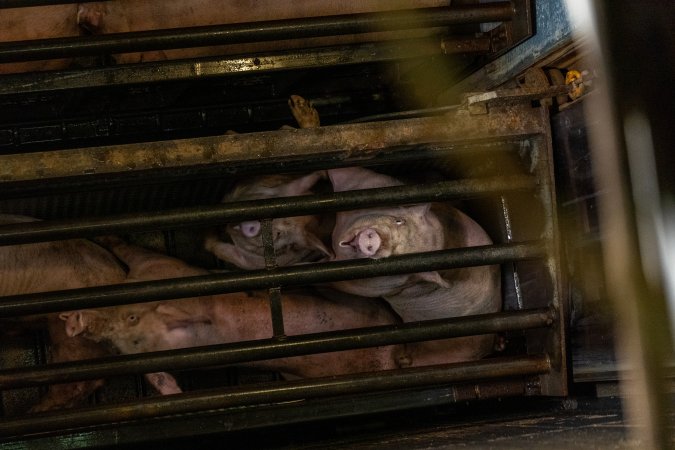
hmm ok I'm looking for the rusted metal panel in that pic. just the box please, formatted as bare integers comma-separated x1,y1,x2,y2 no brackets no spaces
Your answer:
0,105,546,183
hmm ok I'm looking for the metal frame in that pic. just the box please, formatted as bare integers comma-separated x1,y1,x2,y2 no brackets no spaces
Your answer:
0,99,567,445
0,1,533,96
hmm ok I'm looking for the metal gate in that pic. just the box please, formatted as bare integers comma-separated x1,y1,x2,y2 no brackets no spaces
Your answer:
0,1,571,447
0,97,567,447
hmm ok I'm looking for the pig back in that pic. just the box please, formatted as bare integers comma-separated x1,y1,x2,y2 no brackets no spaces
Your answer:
0,215,127,295
78,0,452,64
0,5,81,74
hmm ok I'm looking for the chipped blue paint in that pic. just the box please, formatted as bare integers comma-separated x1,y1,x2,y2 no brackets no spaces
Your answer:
459,0,578,90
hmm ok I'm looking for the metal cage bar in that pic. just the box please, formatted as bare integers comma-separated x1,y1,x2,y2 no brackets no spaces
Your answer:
0,308,554,390
0,175,535,245
0,4,514,63
0,354,551,438
0,241,546,317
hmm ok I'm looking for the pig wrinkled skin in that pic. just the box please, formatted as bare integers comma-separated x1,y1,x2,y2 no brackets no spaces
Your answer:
204,96,332,269
61,236,405,394
0,215,127,411
76,0,451,65
0,5,81,74
327,166,502,365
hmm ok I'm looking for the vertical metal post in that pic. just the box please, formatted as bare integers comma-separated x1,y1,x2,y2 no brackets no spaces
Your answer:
261,218,285,337
584,1,674,447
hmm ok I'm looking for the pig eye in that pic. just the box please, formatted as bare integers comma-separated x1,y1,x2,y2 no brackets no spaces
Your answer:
394,218,405,225
127,314,139,325
237,220,261,238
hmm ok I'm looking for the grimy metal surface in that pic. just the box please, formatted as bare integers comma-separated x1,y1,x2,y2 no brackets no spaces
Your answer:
0,308,554,390
6,381,538,450
0,354,551,438
0,4,514,63
0,41,445,95
0,105,545,183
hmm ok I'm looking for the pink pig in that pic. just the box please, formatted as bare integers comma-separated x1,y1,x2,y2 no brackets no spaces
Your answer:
0,5,81,74
0,214,127,411
327,167,502,365
76,0,451,65
61,236,406,394
204,171,332,269
204,96,332,269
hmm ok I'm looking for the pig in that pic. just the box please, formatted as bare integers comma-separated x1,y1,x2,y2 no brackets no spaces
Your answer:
0,214,127,411
61,236,406,394
326,166,501,365
204,96,332,269
76,0,452,65
0,5,81,74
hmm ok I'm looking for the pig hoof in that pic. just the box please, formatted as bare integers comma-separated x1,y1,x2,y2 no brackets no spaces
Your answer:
288,95,320,129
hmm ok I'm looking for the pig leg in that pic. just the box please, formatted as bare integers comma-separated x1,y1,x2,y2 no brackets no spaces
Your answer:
288,95,320,128
144,372,182,395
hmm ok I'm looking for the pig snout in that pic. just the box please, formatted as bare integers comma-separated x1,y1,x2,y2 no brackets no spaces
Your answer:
340,228,381,257
236,220,261,238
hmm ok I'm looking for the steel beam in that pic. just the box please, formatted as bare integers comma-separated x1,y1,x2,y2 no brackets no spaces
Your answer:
0,105,546,183
0,4,514,63
0,354,551,438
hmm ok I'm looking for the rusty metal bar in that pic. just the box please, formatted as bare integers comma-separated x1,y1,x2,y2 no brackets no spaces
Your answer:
0,4,514,63
0,354,551,438
0,175,536,245
0,105,545,183
0,308,554,390
0,40,443,95
0,241,546,318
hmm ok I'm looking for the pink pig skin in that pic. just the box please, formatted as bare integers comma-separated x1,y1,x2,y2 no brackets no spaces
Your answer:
204,171,332,270
205,96,331,269
62,236,406,392
76,0,451,65
0,5,81,74
327,167,502,365
0,215,127,411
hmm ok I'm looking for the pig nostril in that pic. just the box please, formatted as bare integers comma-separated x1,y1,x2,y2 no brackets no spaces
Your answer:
239,220,261,238
357,228,381,256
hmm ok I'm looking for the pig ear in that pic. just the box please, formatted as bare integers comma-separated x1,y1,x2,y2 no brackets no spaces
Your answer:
304,232,334,258
327,167,402,192
280,171,324,196
410,203,432,217
77,4,105,33
412,271,452,289
59,311,88,337
155,304,211,330
210,242,264,269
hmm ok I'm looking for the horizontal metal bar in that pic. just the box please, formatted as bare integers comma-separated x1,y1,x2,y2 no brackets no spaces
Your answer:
0,0,102,8
0,4,514,63
0,175,535,245
0,354,550,438
0,40,442,95
0,241,546,318
0,308,554,389
0,105,545,183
